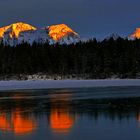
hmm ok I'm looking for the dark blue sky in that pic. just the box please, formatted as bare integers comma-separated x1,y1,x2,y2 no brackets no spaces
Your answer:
0,0,140,39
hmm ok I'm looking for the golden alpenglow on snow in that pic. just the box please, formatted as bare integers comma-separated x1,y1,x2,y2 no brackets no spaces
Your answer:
0,22,36,38
130,28,140,39
47,24,78,41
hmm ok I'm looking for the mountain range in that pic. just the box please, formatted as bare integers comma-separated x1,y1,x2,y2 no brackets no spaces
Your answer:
0,22,80,46
0,22,140,46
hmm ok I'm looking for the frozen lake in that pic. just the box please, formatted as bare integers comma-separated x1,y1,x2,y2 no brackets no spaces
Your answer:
1,79,140,90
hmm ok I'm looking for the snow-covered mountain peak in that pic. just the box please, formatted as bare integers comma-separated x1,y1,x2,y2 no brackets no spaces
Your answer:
47,24,79,41
0,22,37,40
0,25,11,38
3,22,37,38
105,33,120,40
130,28,140,39
0,22,80,46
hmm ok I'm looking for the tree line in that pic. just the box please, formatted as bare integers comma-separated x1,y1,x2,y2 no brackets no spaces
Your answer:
0,37,140,79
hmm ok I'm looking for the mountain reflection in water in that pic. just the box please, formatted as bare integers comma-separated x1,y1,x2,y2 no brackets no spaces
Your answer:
0,87,140,140
0,90,76,136
0,109,36,135
50,92,75,133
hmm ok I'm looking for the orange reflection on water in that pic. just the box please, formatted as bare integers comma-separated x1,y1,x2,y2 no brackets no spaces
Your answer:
50,109,74,133
137,114,140,122
0,114,11,132
50,91,75,133
12,109,36,135
0,109,36,135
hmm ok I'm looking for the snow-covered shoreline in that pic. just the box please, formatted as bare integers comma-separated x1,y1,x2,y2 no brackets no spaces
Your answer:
0,79,140,91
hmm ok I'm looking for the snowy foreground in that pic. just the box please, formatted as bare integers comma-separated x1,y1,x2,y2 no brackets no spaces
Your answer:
0,79,140,91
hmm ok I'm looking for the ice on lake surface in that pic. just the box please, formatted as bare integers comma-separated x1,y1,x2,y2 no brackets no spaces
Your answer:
0,86,140,140
1,79,140,90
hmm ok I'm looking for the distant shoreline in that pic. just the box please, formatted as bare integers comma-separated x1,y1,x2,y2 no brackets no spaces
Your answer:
1,79,140,91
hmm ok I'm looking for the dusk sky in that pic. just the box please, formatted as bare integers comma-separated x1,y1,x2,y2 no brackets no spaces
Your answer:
0,0,140,39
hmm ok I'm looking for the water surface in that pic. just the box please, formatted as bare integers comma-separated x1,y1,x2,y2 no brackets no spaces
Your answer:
0,87,140,140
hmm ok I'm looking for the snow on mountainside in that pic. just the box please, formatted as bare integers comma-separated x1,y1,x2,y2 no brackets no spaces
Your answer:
0,22,80,46
105,33,120,40
130,28,140,39
2,22,37,46
48,24,79,42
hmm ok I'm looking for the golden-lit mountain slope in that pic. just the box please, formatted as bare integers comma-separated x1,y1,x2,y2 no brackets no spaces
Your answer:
48,24,78,41
0,25,10,38
0,22,80,46
130,28,140,39
0,22,36,38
